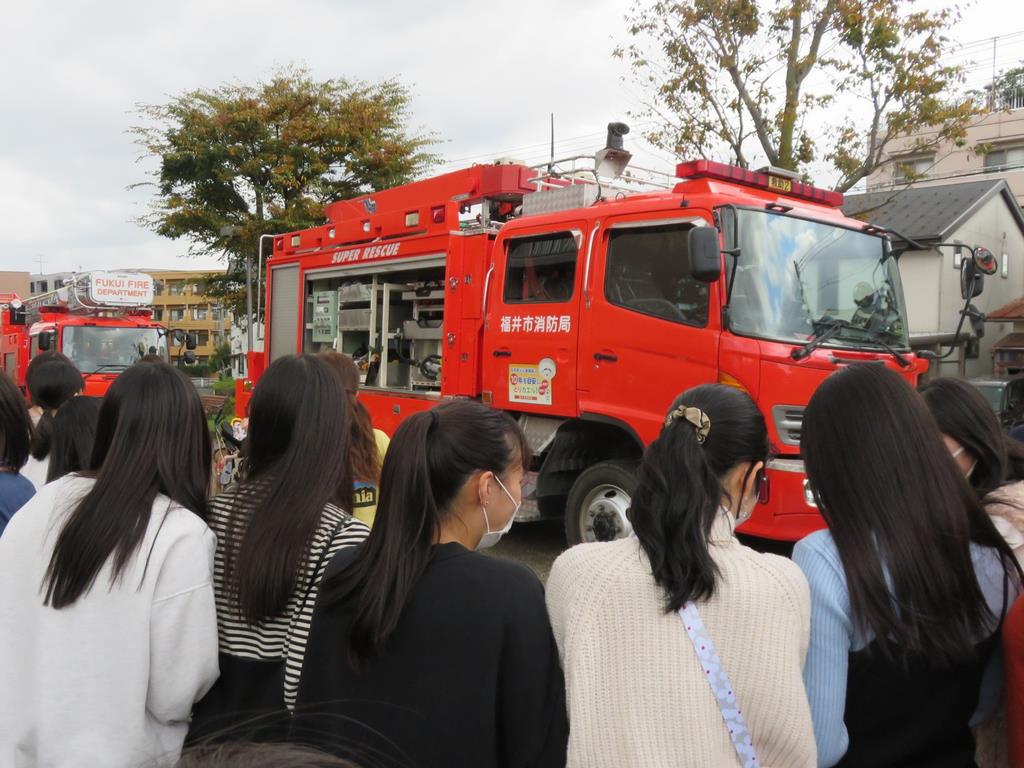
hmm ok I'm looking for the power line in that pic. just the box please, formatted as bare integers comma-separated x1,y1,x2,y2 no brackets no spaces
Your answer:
432,121,662,172
953,29,1024,51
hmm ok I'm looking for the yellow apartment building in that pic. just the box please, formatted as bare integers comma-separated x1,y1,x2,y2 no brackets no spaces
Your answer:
144,269,231,365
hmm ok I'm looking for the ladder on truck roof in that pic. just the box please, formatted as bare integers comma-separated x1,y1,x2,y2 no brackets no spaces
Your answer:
275,149,682,256
520,154,679,217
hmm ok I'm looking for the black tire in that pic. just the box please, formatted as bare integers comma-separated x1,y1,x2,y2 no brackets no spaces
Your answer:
564,460,639,546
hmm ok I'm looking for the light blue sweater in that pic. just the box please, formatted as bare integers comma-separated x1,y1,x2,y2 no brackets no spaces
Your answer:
792,529,1014,768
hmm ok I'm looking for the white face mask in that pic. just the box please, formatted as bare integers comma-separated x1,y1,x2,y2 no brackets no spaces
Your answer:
477,474,520,550
951,445,978,479
733,466,763,525
736,491,757,525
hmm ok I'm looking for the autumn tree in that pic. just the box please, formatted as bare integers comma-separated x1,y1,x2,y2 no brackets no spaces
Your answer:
617,0,980,191
132,67,439,316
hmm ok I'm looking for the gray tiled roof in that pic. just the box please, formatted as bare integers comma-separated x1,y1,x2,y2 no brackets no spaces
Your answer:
842,179,1024,243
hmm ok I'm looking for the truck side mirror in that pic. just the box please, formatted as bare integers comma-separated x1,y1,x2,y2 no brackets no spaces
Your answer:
960,258,985,300
185,333,198,350
37,330,55,351
184,350,197,365
961,245,999,300
688,226,723,283
973,246,998,276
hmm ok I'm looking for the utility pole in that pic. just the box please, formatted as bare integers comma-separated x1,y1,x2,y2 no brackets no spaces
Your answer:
548,113,555,174
991,36,998,109
218,226,249,355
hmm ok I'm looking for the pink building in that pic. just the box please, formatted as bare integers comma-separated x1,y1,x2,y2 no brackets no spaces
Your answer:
865,93,1024,208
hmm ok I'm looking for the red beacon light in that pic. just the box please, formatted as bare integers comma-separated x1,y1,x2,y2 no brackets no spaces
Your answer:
675,159,844,207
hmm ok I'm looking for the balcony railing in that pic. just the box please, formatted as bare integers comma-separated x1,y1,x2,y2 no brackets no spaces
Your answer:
993,85,1024,111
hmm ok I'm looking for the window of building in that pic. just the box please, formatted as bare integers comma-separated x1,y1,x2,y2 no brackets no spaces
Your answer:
504,232,578,303
984,145,1024,173
892,155,934,183
193,306,208,321
168,281,185,296
604,223,709,327
169,308,186,322
153,280,164,296
152,309,163,322
196,331,209,346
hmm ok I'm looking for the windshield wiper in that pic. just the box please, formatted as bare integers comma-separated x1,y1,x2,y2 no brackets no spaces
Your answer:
791,318,911,368
83,364,130,374
861,337,911,368
790,318,848,361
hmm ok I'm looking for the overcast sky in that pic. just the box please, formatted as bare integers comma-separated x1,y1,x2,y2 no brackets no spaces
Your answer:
0,0,1018,276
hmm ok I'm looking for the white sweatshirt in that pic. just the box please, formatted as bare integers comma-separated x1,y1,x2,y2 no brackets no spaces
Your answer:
0,475,220,768
546,512,816,768
21,454,49,490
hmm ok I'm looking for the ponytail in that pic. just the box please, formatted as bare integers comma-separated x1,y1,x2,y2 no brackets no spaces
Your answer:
30,409,56,461
316,352,382,486
631,385,768,612
348,399,382,484
320,400,529,668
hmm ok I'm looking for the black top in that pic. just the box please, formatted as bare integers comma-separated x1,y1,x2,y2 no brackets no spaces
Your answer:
838,632,998,768
290,542,568,768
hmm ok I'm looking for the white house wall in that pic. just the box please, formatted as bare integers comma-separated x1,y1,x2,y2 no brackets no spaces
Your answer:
899,248,943,334
898,193,1024,376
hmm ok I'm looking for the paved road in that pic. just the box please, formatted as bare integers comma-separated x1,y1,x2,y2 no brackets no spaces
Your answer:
485,517,567,584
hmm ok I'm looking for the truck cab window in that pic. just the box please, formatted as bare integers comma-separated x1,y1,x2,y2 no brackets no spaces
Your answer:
605,223,709,327
504,232,578,303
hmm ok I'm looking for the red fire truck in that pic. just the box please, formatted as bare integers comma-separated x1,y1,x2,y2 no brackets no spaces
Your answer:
1,271,173,397
238,125,993,543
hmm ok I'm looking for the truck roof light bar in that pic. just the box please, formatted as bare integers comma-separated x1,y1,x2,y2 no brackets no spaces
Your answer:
675,160,844,207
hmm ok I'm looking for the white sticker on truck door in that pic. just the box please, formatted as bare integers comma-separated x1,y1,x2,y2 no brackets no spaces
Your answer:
508,363,552,405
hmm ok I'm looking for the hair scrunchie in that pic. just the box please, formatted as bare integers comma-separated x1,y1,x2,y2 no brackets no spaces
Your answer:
665,405,711,444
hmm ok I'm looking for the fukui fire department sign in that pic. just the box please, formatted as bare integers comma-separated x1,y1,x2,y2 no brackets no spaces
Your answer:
87,273,154,306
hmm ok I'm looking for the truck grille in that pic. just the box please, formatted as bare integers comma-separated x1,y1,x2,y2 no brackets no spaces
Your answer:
772,405,805,447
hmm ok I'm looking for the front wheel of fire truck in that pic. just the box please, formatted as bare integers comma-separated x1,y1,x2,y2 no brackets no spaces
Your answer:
565,461,638,546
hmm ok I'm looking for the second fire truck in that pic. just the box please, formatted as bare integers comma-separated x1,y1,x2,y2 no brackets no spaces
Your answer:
1,271,174,397
238,125,994,543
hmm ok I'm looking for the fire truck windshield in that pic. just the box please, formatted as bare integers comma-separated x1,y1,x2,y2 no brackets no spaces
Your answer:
62,327,168,372
726,209,909,350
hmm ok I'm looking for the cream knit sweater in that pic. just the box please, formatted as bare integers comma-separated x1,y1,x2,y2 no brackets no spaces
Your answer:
546,512,815,768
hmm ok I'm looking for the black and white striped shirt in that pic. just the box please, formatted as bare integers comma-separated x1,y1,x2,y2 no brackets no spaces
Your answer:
206,491,370,711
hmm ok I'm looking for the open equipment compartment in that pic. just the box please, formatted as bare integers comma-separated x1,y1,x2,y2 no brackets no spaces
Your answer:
303,261,447,393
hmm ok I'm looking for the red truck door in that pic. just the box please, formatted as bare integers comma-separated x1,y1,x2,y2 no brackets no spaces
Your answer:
577,214,722,443
481,223,585,417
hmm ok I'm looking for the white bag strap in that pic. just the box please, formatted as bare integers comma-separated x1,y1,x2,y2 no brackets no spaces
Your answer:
678,601,759,767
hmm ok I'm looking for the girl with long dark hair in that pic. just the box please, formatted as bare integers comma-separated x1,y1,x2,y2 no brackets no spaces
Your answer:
0,370,34,536
547,385,814,767
0,362,218,767
922,377,1024,564
795,364,1022,767
189,354,369,742
318,352,389,526
290,400,567,768
23,351,84,488
45,395,102,483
